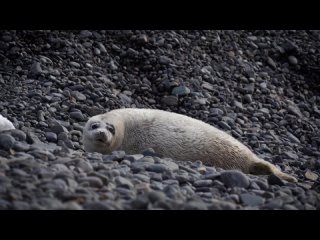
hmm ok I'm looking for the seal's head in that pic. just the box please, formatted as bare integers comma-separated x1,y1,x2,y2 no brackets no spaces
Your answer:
82,116,116,154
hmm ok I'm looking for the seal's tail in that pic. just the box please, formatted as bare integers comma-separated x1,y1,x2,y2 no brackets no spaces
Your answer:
249,160,297,183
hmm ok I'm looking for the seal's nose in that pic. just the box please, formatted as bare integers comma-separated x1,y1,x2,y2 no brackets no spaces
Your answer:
95,131,107,142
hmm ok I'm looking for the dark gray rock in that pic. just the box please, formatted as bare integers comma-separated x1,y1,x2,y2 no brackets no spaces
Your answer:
288,56,298,65
162,96,178,106
220,170,250,188
7,129,27,141
172,86,191,96
70,112,85,121
115,176,134,189
79,177,103,188
240,193,265,206
146,164,170,173
0,134,15,150
193,179,213,187
30,62,42,75
45,132,57,142
69,61,80,68
268,174,285,186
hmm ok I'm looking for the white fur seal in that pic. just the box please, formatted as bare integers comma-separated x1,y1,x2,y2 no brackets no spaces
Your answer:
0,114,15,132
82,108,297,182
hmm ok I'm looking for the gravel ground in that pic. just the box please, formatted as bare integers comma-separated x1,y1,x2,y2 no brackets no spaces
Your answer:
0,30,320,210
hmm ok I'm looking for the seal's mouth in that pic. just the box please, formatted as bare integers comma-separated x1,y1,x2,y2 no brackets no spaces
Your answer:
94,131,108,145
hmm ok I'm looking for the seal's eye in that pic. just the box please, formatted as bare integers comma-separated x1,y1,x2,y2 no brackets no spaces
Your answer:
91,123,100,130
106,124,115,135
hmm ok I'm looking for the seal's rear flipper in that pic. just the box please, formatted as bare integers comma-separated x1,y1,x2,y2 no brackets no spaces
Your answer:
249,161,297,183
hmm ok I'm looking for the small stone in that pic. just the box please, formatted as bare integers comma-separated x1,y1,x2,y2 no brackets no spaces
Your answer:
244,94,252,103
70,112,85,121
267,57,276,69
264,199,283,209
234,100,243,110
115,176,134,189
138,34,148,43
287,132,301,144
118,93,132,104
147,191,167,203
171,86,191,96
193,179,213,187
268,174,285,186
30,62,42,75
162,96,178,106
305,170,318,181
159,56,171,65
240,193,265,206
97,43,107,53
80,30,92,38
70,61,80,68
210,108,224,116
0,134,15,150
45,132,57,142
72,91,86,101
80,177,103,188
13,142,30,152
283,204,298,210
103,151,125,162
131,195,149,209
288,56,298,65
284,151,298,160
287,101,303,118
201,82,214,91
124,154,144,162
259,82,267,89
220,170,250,188
77,160,93,173
49,120,69,134
94,48,100,55
7,129,26,141
194,98,207,105
146,164,169,173
247,36,258,41
218,121,231,130
259,108,270,114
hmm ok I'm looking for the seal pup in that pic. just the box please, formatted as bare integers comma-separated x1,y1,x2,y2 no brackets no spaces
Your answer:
82,108,297,182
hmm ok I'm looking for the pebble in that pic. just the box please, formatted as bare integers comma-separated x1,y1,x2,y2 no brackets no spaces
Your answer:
45,132,57,142
193,179,213,187
80,177,103,188
268,174,285,186
240,193,265,206
267,57,277,69
0,134,15,150
159,56,171,65
172,86,191,96
287,132,301,144
70,61,80,68
30,62,42,75
70,112,85,121
7,129,27,141
288,56,298,65
115,176,134,189
305,170,318,181
162,96,179,106
220,170,250,188
72,91,86,101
